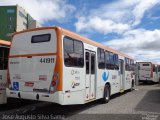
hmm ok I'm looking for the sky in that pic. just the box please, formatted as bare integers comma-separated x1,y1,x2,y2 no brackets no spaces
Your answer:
0,0,160,62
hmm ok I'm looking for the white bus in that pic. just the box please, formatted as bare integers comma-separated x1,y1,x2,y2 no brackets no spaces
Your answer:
7,27,135,105
137,62,160,83
0,40,10,104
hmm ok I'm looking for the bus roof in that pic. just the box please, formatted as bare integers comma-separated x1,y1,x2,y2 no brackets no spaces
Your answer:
137,62,160,65
0,39,11,46
61,27,133,59
12,26,134,60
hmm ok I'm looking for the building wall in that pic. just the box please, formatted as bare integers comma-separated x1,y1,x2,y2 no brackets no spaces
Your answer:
28,20,42,29
0,5,40,41
16,5,28,31
0,6,17,41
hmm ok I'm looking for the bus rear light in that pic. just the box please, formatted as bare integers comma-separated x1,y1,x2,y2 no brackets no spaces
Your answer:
51,81,56,86
51,73,59,86
49,73,59,93
52,73,59,81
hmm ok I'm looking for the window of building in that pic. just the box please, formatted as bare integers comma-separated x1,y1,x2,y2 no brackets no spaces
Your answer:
23,22,27,28
7,9,15,13
19,11,27,19
98,48,105,69
9,16,14,21
64,36,84,67
8,25,12,29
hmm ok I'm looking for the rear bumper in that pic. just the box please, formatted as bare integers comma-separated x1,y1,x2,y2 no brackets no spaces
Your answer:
139,78,152,81
6,88,63,105
139,79,154,83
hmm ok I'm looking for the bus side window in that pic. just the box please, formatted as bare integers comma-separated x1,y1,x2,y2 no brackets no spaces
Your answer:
153,65,156,72
125,58,129,71
4,48,9,69
109,52,114,70
0,47,9,70
158,66,160,72
131,60,135,71
98,48,105,69
64,36,84,68
105,51,110,69
114,54,119,70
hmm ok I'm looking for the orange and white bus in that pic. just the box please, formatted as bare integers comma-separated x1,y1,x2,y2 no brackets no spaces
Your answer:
0,40,10,104
137,62,160,83
7,27,135,105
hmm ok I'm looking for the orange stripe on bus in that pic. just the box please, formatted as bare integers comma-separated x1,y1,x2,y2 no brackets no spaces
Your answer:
54,27,63,91
9,53,57,58
0,40,11,46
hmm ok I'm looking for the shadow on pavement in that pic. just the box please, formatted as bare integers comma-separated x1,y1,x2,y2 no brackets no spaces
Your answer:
135,89,160,113
139,82,159,86
19,90,132,115
0,98,39,112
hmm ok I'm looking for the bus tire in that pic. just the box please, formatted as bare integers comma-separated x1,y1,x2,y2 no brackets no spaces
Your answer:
101,84,110,103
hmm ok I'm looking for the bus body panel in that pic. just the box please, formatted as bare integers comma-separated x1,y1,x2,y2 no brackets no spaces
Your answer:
9,56,56,92
153,71,159,82
9,29,57,93
138,62,152,81
138,62,159,82
6,89,64,104
124,71,132,90
10,29,57,55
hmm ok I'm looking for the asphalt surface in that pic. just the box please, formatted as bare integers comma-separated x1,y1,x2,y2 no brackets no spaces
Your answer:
0,83,160,120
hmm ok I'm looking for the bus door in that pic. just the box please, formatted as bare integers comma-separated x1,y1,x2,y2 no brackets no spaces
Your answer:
85,50,96,100
119,59,125,91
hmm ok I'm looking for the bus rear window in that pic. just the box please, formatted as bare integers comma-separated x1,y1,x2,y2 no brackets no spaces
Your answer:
143,64,149,66
31,34,51,43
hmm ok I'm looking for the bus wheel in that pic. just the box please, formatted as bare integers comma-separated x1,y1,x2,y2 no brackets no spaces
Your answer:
101,84,110,103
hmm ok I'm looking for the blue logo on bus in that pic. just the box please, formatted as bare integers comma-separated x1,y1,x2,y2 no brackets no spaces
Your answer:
102,71,109,81
13,82,19,91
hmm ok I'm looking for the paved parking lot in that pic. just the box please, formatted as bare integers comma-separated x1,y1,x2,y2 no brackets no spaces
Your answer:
0,84,160,120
